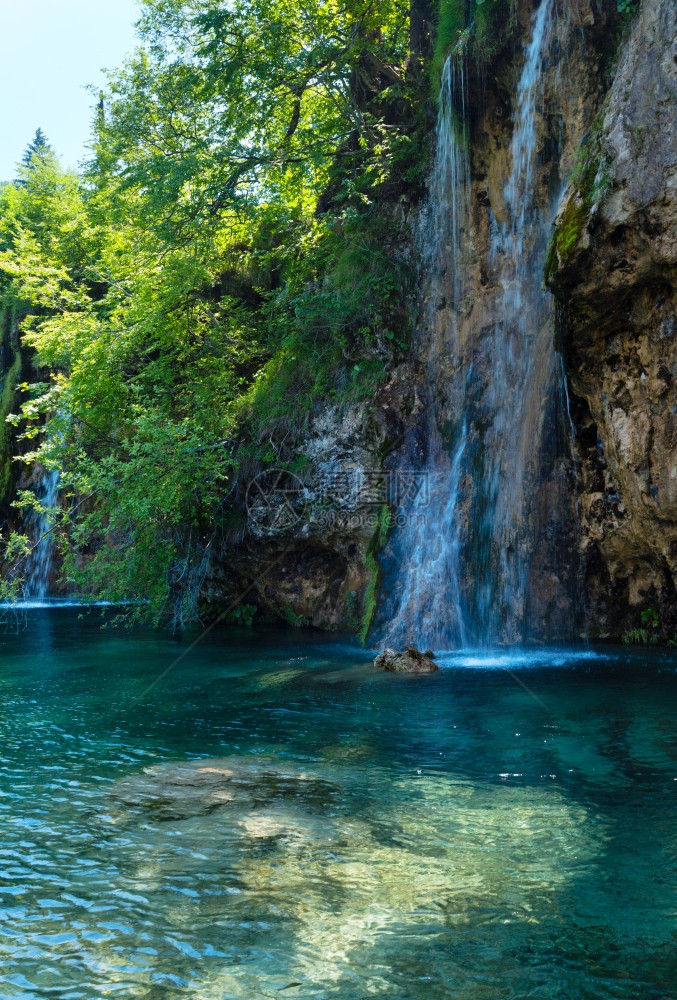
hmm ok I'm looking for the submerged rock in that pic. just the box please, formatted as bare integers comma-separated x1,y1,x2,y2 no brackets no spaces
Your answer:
374,645,438,673
107,757,340,823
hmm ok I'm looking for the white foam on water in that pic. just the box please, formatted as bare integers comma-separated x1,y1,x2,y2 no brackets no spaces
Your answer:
434,648,608,670
0,599,133,610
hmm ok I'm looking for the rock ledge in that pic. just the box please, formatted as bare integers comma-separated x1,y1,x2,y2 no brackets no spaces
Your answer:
374,646,439,674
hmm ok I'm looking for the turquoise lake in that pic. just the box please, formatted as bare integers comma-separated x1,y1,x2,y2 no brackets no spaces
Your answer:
0,607,676,998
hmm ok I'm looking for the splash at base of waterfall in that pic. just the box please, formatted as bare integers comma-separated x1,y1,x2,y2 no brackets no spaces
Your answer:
0,598,125,610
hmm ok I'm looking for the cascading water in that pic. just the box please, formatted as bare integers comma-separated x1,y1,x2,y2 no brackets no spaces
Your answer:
384,51,473,648
468,0,557,641
24,467,59,600
384,0,574,649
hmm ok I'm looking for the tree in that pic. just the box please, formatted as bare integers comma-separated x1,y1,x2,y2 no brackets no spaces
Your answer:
21,129,53,169
16,129,56,188
0,0,418,626
89,0,410,244
410,0,435,59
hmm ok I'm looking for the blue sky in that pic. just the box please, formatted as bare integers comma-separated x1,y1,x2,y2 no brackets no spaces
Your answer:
0,0,141,180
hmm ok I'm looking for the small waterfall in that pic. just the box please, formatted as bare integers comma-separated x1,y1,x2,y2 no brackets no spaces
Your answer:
384,0,573,649
469,0,557,641
24,468,59,601
384,51,473,647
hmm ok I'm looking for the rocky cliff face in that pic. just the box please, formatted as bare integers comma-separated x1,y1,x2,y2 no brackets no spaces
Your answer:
548,0,677,637
377,0,621,644
204,359,422,632
206,0,675,644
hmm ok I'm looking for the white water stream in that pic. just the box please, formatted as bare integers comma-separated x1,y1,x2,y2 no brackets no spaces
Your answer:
23,467,60,601
386,0,571,648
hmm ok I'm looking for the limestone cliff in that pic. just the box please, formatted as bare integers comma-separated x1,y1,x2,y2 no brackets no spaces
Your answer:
203,358,423,633
377,0,621,643
548,0,677,637
205,0,637,641
203,0,672,644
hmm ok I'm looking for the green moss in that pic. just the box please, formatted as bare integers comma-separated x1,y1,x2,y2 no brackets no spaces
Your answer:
545,200,588,285
570,112,611,206
236,213,413,456
240,346,388,451
359,552,380,645
358,504,391,644
432,0,468,83
472,0,515,63
545,113,611,284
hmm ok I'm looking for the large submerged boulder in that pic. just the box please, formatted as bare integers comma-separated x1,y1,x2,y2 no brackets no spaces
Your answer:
107,757,340,823
374,645,439,673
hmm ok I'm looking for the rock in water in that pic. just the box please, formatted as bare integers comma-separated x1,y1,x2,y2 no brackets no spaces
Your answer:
374,646,439,674
107,757,340,823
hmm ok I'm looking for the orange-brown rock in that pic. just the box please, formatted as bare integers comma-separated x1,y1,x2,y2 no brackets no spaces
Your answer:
374,645,438,673
549,0,677,636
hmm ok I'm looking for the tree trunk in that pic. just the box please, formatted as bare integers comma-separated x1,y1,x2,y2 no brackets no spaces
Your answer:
410,0,435,56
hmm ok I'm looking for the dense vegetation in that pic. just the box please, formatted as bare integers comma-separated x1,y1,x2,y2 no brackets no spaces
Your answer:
0,0,443,623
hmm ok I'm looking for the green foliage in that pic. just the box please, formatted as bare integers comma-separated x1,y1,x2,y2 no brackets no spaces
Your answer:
239,211,414,448
0,0,418,626
622,627,643,645
616,0,638,13
0,312,21,503
21,129,53,171
622,608,661,646
0,530,31,601
225,602,258,627
281,603,306,627
432,0,516,86
91,0,410,243
641,608,659,630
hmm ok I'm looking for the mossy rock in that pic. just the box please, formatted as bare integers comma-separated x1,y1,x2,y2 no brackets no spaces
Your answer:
432,0,518,90
545,199,589,283
545,118,611,284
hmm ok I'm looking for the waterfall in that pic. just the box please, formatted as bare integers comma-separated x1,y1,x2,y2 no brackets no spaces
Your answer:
384,50,473,648
383,0,572,649
470,0,557,642
24,467,60,601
